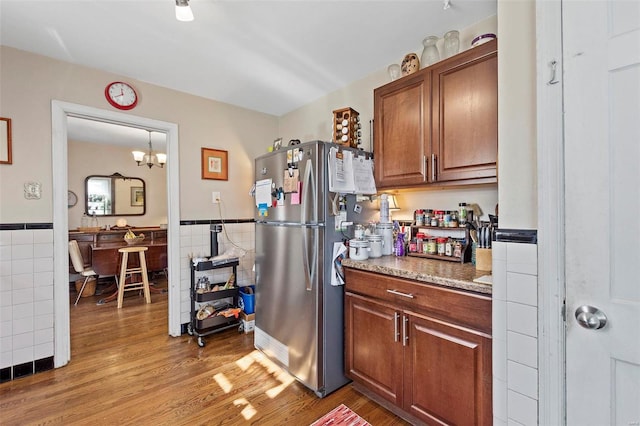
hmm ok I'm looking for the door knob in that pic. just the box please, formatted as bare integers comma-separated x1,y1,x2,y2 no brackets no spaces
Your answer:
574,305,607,330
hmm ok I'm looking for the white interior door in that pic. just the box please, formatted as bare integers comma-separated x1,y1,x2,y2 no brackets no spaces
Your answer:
564,1,640,424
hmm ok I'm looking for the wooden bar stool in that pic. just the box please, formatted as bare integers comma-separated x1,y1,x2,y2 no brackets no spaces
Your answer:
117,246,151,309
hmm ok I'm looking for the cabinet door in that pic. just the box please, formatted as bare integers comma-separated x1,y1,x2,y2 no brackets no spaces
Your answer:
404,311,492,426
431,40,498,183
345,292,403,406
373,71,430,188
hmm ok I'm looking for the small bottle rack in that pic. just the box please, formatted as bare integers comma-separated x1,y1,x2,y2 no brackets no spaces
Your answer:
187,258,240,347
407,225,471,264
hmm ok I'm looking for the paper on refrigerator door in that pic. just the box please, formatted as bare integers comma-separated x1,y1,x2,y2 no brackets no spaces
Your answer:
255,179,272,207
328,147,355,193
352,155,377,195
328,147,376,195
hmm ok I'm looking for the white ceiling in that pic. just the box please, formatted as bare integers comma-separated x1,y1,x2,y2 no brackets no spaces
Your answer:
1,0,496,145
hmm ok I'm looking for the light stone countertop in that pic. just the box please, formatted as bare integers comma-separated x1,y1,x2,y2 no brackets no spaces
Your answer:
342,255,492,295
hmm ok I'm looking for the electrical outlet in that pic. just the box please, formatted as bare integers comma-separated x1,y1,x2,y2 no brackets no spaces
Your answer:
212,192,221,203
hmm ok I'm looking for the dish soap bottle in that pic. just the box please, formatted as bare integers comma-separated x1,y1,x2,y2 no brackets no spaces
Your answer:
395,232,405,257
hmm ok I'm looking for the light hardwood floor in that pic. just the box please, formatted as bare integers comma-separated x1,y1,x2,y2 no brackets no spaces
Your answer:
0,279,409,425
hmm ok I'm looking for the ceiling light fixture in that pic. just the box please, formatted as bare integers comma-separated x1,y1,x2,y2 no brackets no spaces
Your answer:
132,131,166,169
443,0,451,10
175,0,194,22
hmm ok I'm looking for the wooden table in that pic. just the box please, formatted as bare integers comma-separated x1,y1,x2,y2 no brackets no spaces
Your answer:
91,241,167,305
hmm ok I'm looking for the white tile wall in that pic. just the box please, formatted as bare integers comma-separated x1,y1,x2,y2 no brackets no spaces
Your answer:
179,223,255,325
493,240,539,426
0,229,54,373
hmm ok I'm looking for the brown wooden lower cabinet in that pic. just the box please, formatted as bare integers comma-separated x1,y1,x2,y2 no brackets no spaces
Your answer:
345,268,492,426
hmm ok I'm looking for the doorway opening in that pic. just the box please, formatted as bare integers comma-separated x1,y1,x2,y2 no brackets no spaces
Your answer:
52,101,181,368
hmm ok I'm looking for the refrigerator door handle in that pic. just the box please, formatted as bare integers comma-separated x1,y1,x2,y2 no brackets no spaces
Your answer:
301,226,317,291
301,158,317,225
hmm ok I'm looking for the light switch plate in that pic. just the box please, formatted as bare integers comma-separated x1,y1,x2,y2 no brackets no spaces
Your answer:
353,204,362,214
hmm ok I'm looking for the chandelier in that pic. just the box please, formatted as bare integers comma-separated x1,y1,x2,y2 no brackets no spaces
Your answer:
132,131,166,169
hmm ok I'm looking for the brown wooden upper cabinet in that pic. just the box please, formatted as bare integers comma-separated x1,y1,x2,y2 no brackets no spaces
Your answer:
374,39,497,189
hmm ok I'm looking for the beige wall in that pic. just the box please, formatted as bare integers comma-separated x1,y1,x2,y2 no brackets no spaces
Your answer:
497,0,537,229
279,16,500,222
0,46,278,224
2,8,536,229
68,140,168,229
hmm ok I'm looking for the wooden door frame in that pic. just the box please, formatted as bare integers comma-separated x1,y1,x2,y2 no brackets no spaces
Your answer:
535,1,566,424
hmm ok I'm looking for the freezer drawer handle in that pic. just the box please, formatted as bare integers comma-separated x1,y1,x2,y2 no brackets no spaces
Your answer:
387,289,414,299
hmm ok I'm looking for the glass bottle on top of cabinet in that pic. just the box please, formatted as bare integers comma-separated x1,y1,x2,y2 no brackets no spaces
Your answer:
443,30,460,58
420,36,440,68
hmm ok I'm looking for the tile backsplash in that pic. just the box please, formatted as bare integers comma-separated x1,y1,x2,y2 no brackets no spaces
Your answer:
492,235,539,426
0,226,55,382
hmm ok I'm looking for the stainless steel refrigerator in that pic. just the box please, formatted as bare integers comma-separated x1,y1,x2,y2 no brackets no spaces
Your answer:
253,140,367,397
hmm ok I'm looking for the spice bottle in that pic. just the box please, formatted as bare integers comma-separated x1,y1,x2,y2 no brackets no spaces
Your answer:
445,238,454,256
426,238,437,254
416,232,425,253
459,203,467,226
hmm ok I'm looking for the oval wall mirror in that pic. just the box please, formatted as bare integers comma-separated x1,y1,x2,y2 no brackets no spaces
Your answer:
85,173,146,216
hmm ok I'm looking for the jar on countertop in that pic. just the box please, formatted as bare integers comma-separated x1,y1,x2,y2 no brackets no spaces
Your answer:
367,234,383,258
349,239,370,261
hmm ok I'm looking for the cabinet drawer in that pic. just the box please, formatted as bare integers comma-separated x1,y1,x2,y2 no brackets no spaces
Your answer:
151,230,167,242
345,268,491,334
69,233,96,243
97,233,126,243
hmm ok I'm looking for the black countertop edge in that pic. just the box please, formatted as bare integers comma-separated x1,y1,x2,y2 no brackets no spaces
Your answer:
180,218,255,226
0,223,53,231
495,228,537,244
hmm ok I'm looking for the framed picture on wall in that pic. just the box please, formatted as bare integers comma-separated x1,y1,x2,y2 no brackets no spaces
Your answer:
201,147,228,180
131,187,144,206
0,117,12,165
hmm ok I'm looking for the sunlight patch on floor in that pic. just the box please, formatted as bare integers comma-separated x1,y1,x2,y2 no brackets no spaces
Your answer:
233,398,257,420
213,372,233,393
248,350,296,398
235,352,256,371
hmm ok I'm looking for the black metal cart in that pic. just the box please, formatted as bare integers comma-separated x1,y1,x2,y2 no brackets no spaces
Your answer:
187,258,240,347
